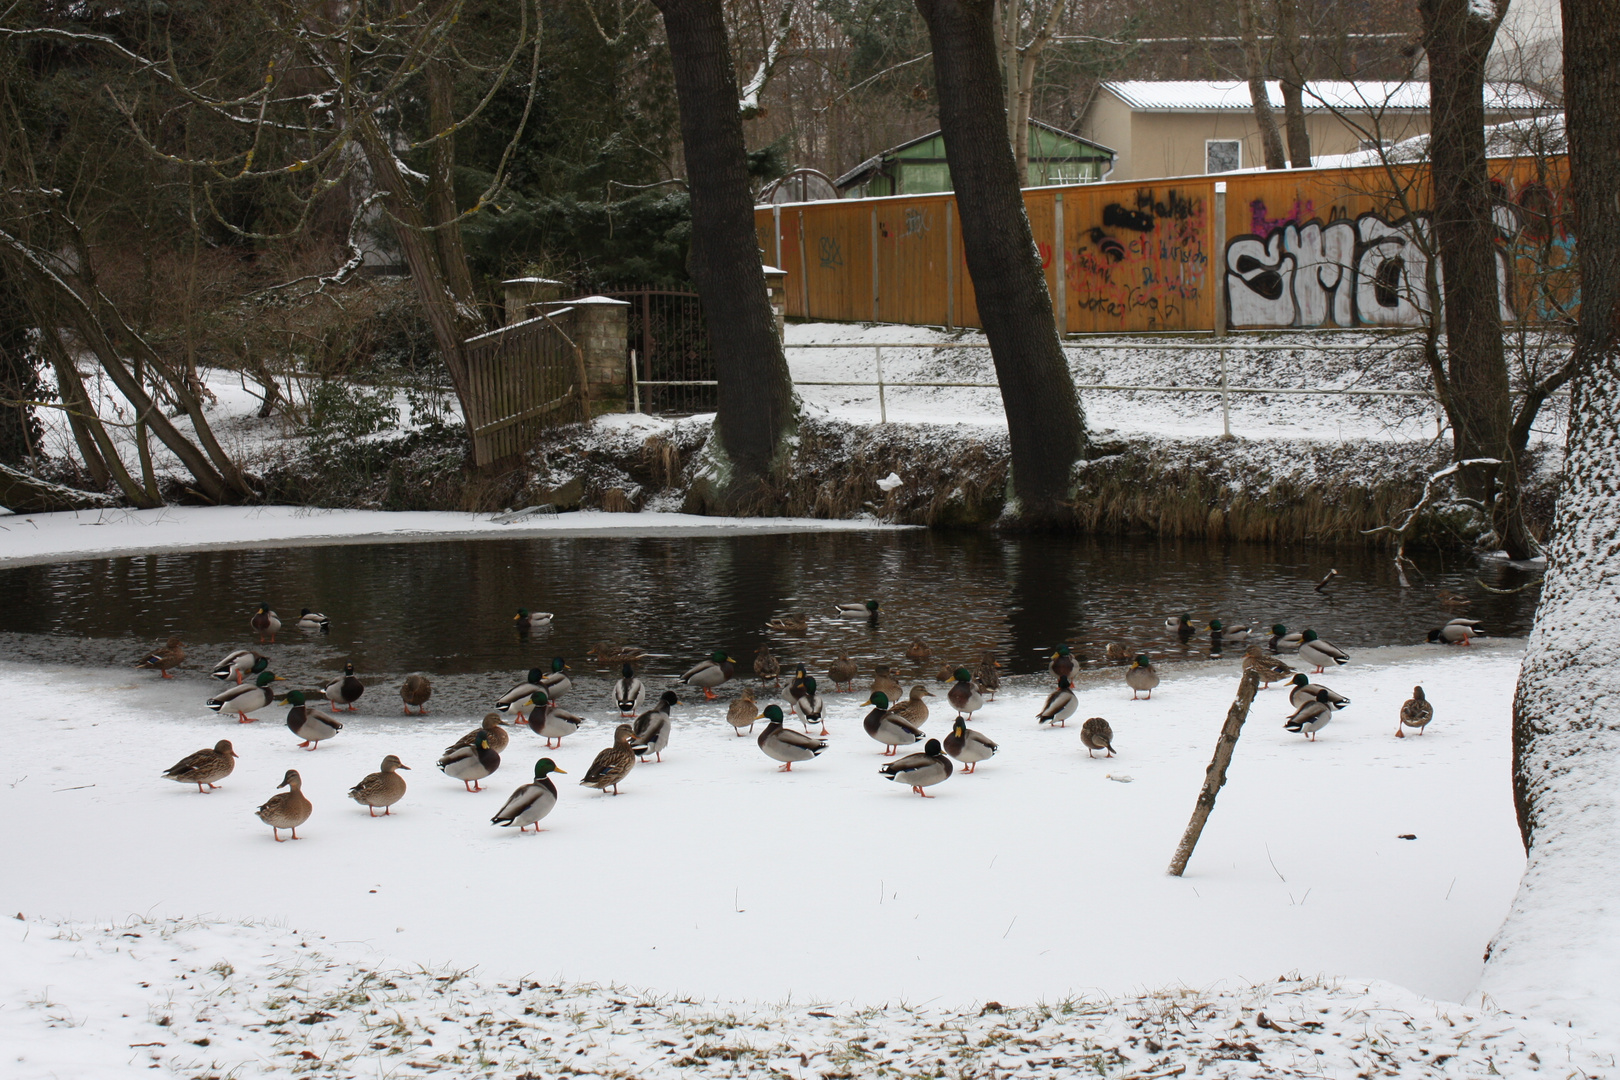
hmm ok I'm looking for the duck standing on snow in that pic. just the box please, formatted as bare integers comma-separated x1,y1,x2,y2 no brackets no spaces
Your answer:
1050,645,1076,681
206,670,284,723
728,687,760,736
975,651,1001,700
946,667,984,719
496,668,547,720
828,652,858,692
135,637,186,679
792,676,828,735
349,755,410,816
579,725,638,795
162,740,238,793
211,650,268,685
1126,655,1160,700
446,714,510,757
539,657,572,699
879,738,953,797
631,690,679,763
285,690,343,750
1298,630,1350,674
863,691,925,755
1397,686,1433,737
754,645,782,686
757,704,827,772
251,605,281,643
1037,678,1078,726
681,650,736,700
255,769,311,841
612,663,646,717
943,717,997,773
324,663,365,711
491,758,566,831
527,691,585,749
439,730,501,792
1268,624,1304,653
1080,717,1116,758
1285,690,1334,741
890,684,932,729
1427,618,1486,645
1243,646,1295,689
837,599,880,619
297,608,331,633
1288,673,1349,711
513,608,554,633
400,674,432,715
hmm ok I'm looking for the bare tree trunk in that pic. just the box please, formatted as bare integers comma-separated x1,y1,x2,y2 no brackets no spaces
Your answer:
1000,0,1020,150
1169,670,1260,876
46,343,153,506
1238,0,1287,170
1276,0,1311,167
1012,0,1068,180
653,0,798,505
914,0,1086,521
1485,0,1620,1027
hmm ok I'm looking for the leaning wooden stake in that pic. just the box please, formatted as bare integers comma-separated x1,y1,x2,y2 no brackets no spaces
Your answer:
1168,669,1261,876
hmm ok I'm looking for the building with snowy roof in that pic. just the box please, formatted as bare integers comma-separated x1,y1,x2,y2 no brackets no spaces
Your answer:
833,118,1116,198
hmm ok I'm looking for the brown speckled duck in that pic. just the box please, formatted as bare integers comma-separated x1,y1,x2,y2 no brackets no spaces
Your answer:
580,725,638,795
162,740,237,793
256,769,311,841
348,755,410,816
135,637,186,679
400,674,432,714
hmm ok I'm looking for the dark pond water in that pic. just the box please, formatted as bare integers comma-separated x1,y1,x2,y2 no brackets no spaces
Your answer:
0,532,1541,710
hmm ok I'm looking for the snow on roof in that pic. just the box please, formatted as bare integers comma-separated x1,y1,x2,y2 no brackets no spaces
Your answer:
1101,80,1551,113
1310,112,1567,168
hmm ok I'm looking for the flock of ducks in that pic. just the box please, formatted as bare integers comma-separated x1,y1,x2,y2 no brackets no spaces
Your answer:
144,602,1471,838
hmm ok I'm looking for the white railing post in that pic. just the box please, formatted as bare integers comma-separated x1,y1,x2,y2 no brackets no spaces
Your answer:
630,348,641,414
875,345,887,424
1220,346,1232,440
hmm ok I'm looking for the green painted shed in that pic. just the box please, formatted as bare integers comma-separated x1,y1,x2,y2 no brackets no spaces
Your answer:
833,119,1116,198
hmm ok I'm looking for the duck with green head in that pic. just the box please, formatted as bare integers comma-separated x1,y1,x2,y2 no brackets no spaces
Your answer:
631,690,679,762
439,731,501,792
496,668,547,720
757,704,828,771
681,650,737,700
1288,673,1349,710
863,691,925,755
1297,630,1349,674
1268,624,1304,653
251,605,281,643
491,758,566,831
946,667,983,719
540,657,572,699
836,599,880,619
613,663,645,716
1037,678,1077,726
792,676,827,735
879,739,952,797
1050,646,1076,681
513,608,554,632
943,717,997,773
286,690,344,750
211,650,268,685
1126,655,1159,700
206,669,284,723
527,690,585,749
324,663,365,711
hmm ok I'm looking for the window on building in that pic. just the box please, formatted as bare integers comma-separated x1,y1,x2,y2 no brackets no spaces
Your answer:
1206,140,1241,174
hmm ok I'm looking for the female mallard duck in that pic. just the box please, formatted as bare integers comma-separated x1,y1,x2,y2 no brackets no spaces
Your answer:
792,676,827,735
975,652,1001,700
906,638,932,665
527,691,585,749
1397,686,1433,737
1207,620,1250,648
1427,618,1486,645
1286,690,1334,741
943,717,997,773
513,608,555,632
1080,717,1115,757
1050,646,1076,681
613,663,645,717
349,755,410,816
1166,613,1196,643
836,599,880,618
768,614,808,634
1037,678,1077,726
879,738,952,797
1243,646,1295,689
579,725,638,795
827,652,858,692
946,667,984,719
757,704,827,772
681,651,736,700
251,605,281,644
135,637,186,679
285,690,343,750
728,686,760,735
863,691,925,755
1268,624,1304,653
162,739,237,793
447,714,510,756
754,645,781,686
297,608,331,633
1126,655,1160,700
1104,642,1130,665
324,663,365,711
871,665,903,700
255,769,311,841
890,684,933,728
206,670,284,723
588,642,647,664
400,674,432,715
439,730,501,792
1287,673,1349,711
540,657,572,699
211,650,268,685
491,758,567,831
630,690,678,763
1297,630,1349,674
496,668,547,720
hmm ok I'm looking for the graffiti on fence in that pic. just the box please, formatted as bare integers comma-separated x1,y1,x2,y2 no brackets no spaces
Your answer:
877,207,933,241
1068,188,1209,329
818,236,844,269
1490,177,1579,324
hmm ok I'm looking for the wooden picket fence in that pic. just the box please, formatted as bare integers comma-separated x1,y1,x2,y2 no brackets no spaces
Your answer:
462,311,587,467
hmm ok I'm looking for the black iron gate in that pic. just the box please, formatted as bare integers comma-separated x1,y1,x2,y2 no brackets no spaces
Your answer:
581,286,716,415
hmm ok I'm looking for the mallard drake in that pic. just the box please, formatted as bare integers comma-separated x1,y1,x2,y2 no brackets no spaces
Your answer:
1126,655,1160,700
285,690,343,750
491,758,566,831
579,724,637,795
727,687,760,736
1166,613,1196,643
1037,678,1077,726
1050,645,1076,681
828,652,858,692
211,650,268,685
1397,685,1433,737
943,717,997,773
496,668,547,719
251,605,281,643
1268,624,1304,653
768,614,808,634
206,670,284,723
792,676,827,735
757,704,827,771
349,755,410,816
790,664,810,699
135,636,186,679
1208,620,1250,648
630,690,678,763
297,608,331,633
324,663,364,711
890,684,933,728
1080,717,1115,757
1297,630,1349,673
527,691,585,749
1104,642,1130,665
1287,673,1349,711
613,663,646,717
447,714,510,755
1243,646,1295,688
906,638,932,665
680,650,736,700
754,645,782,686
975,651,1001,700
871,665,903,700
256,769,310,841
513,608,555,632
863,691,925,755
439,730,501,792
1285,690,1334,740
879,738,952,797
538,657,572,699
162,739,237,793
400,674,432,714
1427,618,1486,645
836,599,880,618
946,667,984,719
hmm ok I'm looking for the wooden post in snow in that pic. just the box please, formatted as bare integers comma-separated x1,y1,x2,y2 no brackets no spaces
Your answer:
1168,669,1261,876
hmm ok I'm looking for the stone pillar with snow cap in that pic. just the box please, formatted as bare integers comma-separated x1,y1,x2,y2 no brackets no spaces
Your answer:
502,277,566,325
564,296,631,416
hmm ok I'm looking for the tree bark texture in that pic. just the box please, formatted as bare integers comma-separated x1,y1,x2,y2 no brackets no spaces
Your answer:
1168,670,1259,876
654,0,797,500
1237,0,1287,170
1419,0,1532,557
915,0,1086,520
1275,0,1311,167
1484,0,1620,1031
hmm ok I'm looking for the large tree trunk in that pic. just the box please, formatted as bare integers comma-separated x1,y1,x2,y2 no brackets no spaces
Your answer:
1420,0,1533,557
915,0,1085,522
1275,0,1311,167
1237,0,1287,170
1485,0,1620,1029
653,0,797,505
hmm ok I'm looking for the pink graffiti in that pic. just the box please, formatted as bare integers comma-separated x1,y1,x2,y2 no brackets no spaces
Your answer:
1250,197,1316,238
